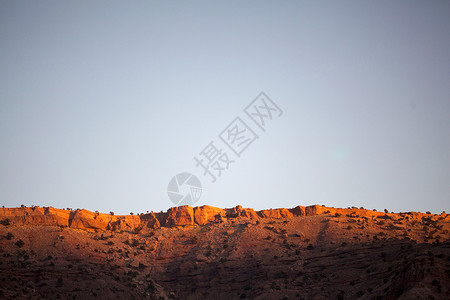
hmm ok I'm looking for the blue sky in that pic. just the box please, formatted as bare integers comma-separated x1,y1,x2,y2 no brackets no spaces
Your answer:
1,1,449,214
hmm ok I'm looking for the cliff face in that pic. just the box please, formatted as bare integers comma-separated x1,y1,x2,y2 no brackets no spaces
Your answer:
0,204,448,299
0,204,439,232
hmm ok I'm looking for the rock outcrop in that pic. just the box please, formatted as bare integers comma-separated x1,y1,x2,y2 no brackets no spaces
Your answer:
165,206,195,227
0,204,444,232
194,205,224,225
1,203,448,300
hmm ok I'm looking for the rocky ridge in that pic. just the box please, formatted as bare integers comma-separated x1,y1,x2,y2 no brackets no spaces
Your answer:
1,205,449,299
0,204,439,231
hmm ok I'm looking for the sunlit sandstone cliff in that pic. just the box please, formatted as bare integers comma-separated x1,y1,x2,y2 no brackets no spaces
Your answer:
1,205,449,299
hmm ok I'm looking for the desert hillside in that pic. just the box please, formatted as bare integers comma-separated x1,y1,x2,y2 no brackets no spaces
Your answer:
0,205,449,299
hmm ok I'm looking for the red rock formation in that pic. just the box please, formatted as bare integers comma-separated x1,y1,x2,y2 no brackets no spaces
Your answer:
0,204,444,231
1,204,448,300
305,204,330,216
225,205,244,218
258,208,293,219
140,212,160,229
241,208,259,219
290,205,306,216
70,209,109,230
194,205,224,225
165,206,194,227
0,206,69,226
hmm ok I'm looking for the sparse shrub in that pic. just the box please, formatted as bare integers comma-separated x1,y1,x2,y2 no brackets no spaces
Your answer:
109,211,114,216
191,236,198,244
0,218,10,226
388,223,401,230
270,282,280,290
15,239,24,248
133,239,140,247
146,281,157,293
384,209,388,213
58,225,67,231
133,227,142,234
345,225,352,230
274,271,288,279
335,213,341,217
6,232,14,240
306,244,314,250
107,241,114,246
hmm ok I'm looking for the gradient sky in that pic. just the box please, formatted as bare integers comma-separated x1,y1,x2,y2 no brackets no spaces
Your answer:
1,1,449,215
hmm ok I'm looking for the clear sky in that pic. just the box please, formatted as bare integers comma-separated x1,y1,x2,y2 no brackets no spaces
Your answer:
1,1,449,215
